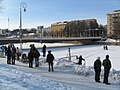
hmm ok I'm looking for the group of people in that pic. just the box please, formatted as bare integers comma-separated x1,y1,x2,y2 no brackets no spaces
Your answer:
3,44,20,65
28,44,40,68
94,55,111,85
3,43,54,72
103,45,108,50
1,44,112,84
28,44,54,72
72,53,111,85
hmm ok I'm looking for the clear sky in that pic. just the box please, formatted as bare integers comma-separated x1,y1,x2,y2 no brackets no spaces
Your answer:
0,0,120,30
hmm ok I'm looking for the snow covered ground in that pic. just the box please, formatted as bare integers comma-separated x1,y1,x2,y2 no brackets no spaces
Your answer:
0,62,73,90
0,43,120,90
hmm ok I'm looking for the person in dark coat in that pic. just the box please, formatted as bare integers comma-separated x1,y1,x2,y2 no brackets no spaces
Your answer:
4,46,8,56
103,45,106,50
94,57,101,83
46,50,54,72
68,48,71,62
42,45,46,57
7,46,12,64
103,55,111,85
28,51,34,68
34,49,40,67
105,46,108,50
11,45,16,64
30,44,36,53
77,55,85,65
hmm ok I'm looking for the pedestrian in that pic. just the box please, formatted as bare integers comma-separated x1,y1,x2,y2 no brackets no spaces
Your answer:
4,46,8,56
30,44,36,53
94,57,101,83
7,45,12,64
34,49,40,67
103,55,111,85
68,48,71,62
28,51,34,68
106,45,108,50
28,44,35,68
42,44,46,57
11,45,16,64
103,45,106,50
46,50,54,72
16,47,20,61
1,46,5,58
77,55,85,65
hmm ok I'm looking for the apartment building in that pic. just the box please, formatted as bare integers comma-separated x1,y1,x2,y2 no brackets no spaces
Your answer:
107,10,120,37
51,19,99,37
51,22,67,37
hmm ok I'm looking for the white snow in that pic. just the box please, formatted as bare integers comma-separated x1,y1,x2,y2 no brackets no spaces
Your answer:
0,42,120,90
6,42,75,49
104,39,120,42
0,60,73,90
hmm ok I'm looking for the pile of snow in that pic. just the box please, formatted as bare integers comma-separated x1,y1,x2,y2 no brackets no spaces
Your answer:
99,38,120,42
105,39,117,42
58,57,120,83
39,57,120,85
0,63,74,90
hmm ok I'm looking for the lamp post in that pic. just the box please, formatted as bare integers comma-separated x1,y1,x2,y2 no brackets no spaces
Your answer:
19,2,27,53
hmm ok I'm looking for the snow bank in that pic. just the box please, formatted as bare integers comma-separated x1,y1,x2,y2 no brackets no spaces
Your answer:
0,63,74,90
51,58,120,85
99,38,120,42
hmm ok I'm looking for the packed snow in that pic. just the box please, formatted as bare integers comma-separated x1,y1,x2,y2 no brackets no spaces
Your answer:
0,43,120,90
0,62,73,90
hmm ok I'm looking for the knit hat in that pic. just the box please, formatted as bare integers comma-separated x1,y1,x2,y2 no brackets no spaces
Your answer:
97,57,100,59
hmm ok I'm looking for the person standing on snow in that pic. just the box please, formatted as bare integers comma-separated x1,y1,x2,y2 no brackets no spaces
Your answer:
103,55,111,85
34,49,40,67
46,50,54,72
94,57,101,83
28,51,34,68
28,44,35,68
7,45,12,64
16,47,20,61
42,44,46,57
11,45,16,65
68,48,71,62
77,55,85,65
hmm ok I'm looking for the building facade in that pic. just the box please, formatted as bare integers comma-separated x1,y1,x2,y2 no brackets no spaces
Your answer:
51,22,67,37
51,19,100,37
107,10,120,38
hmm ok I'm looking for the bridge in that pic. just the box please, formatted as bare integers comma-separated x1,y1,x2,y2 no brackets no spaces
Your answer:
0,37,102,45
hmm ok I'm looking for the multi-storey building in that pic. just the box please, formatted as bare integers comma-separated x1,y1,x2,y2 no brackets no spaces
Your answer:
51,22,67,37
51,19,99,37
107,10,120,38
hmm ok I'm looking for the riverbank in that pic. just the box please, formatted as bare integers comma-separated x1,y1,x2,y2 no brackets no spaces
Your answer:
5,42,82,50
95,42,120,45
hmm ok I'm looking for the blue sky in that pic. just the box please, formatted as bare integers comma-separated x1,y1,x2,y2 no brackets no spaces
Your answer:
0,0,120,30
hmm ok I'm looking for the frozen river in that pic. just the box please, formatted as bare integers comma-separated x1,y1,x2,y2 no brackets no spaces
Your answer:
19,43,120,71
3,42,120,70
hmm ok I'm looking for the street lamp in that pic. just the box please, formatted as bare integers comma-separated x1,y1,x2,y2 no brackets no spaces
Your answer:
19,2,27,53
